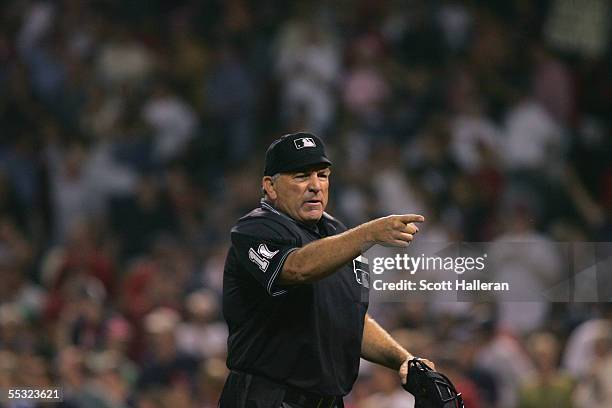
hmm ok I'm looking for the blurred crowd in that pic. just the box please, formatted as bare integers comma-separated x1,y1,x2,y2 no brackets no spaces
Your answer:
1,0,612,407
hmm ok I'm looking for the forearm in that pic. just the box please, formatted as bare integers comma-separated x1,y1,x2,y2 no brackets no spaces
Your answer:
278,213,422,284
361,314,412,370
278,223,369,284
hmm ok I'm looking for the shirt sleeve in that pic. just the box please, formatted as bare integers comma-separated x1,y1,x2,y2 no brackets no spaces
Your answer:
231,222,300,296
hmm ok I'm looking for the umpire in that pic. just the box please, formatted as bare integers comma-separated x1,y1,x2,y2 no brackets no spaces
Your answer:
219,132,433,407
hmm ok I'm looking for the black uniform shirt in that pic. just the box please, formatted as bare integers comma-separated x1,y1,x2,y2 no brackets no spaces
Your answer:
222,200,370,396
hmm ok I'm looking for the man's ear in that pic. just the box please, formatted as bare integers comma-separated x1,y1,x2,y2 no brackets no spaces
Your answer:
262,176,277,200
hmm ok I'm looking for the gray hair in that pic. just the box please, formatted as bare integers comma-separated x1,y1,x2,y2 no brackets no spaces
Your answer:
262,173,280,198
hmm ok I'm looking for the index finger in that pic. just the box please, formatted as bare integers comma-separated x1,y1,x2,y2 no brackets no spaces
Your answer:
397,214,425,223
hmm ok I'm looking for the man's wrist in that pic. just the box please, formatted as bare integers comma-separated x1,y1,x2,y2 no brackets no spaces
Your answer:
355,223,371,245
397,351,412,369
359,221,377,249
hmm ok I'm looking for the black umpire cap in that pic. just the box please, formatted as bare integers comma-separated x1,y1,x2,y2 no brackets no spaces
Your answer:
264,132,332,176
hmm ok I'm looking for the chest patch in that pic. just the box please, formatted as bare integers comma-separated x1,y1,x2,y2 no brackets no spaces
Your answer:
353,255,370,288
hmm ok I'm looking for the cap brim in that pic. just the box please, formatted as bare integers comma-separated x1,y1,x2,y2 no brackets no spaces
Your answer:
280,156,332,173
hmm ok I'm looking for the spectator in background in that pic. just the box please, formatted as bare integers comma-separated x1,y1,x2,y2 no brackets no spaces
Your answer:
573,332,612,408
165,25,208,110
104,316,135,358
0,351,16,390
176,290,227,359
449,93,503,175
563,306,612,378
69,350,131,408
164,165,204,243
442,174,488,241
197,244,228,294
41,219,115,321
370,144,427,217
275,17,340,135
518,331,574,408
58,346,88,406
489,204,563,333
435,0,473,54
87,133,139,201
95,24,154,88
46,139,102,244
109,175,178,260
473,315,537,408
57,276,107,350
0,218,42,315
14,354,54,396
19,28,68,104
403,117,457,212
204,41,256,164
358,365,414,408
532,44,574,127
390,1,445,69
137,308,199,386
0,135,42,223
119,257,160,329
454,335,498,407
0,304,30,354
142,81,198,164
504,86,567,182
342,34,390,126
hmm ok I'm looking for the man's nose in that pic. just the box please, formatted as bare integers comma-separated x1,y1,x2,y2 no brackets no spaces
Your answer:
308,174,321,191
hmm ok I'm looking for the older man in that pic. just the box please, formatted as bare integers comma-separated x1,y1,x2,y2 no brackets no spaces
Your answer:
219,132,431,407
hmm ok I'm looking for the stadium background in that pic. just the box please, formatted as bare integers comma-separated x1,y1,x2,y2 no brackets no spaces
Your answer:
1,0,612,406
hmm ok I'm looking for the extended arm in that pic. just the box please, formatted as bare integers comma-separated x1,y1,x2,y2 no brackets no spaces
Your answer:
278,214,423,285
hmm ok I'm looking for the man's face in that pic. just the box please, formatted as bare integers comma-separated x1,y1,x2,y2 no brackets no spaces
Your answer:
266,165,330,224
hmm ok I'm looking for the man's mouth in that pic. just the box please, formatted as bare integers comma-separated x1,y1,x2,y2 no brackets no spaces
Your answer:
304,199,322,205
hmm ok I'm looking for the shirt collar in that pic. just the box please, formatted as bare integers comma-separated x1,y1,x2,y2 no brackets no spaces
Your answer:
260,199,324,235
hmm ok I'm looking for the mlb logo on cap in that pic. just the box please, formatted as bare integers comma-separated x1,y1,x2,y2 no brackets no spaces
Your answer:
294,137,316,149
